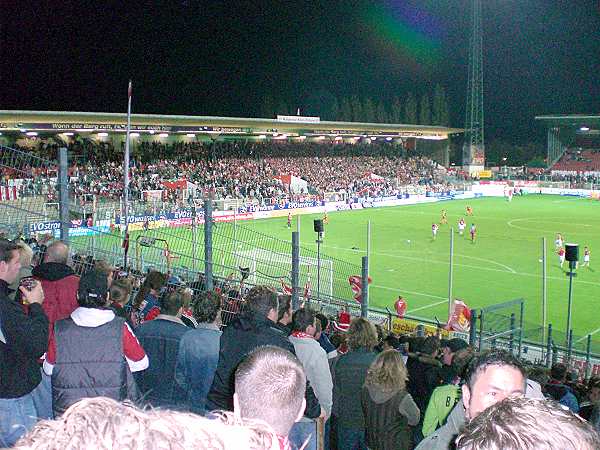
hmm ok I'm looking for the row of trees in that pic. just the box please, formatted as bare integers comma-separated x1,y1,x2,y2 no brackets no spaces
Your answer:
262,84,450,126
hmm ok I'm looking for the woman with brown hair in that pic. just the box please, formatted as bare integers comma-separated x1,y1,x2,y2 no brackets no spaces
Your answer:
129,271,167,328
361,350,420,450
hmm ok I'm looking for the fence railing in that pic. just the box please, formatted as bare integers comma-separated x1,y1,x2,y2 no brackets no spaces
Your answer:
4,144,600,377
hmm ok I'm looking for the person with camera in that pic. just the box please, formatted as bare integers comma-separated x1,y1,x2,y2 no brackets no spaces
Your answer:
0,239,47,447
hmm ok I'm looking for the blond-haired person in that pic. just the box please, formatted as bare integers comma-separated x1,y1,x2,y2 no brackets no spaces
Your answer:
362,350,420,450
331,317,378,450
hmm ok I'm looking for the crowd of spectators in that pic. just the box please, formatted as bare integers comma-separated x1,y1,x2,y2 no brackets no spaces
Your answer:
3,140,448,205
2,236,600,449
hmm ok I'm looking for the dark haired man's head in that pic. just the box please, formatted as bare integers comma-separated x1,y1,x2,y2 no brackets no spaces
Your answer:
277,294,292,325
191,290,222,324
462,349,526,420
0,239,20,284
315,313,329,332
245,286,279,323
234,346,306,437
421,335,440,357
160,290,185,317
550,363,568,382
291,308,317,336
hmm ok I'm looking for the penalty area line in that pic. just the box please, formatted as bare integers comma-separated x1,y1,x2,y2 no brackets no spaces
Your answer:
409,299,449,313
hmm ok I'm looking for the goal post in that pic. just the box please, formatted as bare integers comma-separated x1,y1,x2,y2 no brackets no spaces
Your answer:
233,248,333,299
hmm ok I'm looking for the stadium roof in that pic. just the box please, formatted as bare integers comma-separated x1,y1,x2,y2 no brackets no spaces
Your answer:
0,110,462,140
535,114,600,129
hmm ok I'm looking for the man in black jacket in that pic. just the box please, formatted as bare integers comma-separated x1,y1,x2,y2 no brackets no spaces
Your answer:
206,285,322,419
0,239,47,447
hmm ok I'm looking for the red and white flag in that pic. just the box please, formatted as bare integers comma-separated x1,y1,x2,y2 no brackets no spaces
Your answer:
394,296,407,318
348,275,372,303
280,279,292,295
446,299,472,333
303,278,312,300
0,186,18,201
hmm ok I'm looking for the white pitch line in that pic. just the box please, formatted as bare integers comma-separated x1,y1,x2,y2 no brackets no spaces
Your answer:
322,243,517,274
576,326,600,343
507,217,595,234
371,283,446,300
409,299,449,313
323,243,600,288
455,253,516,273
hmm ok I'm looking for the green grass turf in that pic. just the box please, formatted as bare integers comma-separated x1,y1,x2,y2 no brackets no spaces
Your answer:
78,195,600,337
224,195,600,337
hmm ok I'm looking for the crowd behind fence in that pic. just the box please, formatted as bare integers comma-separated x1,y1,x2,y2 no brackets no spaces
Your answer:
2,143,600,377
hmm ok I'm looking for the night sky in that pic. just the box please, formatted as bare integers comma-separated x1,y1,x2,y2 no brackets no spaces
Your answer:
1,0,599,143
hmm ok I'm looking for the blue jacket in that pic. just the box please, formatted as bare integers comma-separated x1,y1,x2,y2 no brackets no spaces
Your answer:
176,322,221,415
135,315,190,409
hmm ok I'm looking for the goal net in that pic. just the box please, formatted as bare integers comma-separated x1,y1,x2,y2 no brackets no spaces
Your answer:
233,248,334,299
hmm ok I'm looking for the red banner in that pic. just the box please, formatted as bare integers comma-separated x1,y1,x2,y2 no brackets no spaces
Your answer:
446,299,472,332
348,275,372,303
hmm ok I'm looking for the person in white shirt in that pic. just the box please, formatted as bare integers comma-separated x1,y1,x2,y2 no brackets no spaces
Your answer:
288,308,333,419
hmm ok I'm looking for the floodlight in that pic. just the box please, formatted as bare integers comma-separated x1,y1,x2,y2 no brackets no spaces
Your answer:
186,133,196,137
158,133,169,137
130,133,140,137
580,126,590,132
26,131,38,136
63,132,74,136
97,132,108,137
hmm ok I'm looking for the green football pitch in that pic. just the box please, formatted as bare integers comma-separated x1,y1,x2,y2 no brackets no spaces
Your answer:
230,195,600,337
80,195,600,336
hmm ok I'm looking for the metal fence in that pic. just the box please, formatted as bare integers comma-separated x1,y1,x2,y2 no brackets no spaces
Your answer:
4,144,600,378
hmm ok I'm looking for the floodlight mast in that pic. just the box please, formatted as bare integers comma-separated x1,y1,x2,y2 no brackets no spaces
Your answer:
463,0,485,173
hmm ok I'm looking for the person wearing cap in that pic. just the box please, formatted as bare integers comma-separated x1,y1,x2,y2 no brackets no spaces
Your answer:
43,269,149,417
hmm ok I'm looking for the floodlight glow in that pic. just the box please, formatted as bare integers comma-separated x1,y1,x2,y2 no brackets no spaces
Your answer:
149,130,155,135
97,132,109,137
158,133,169,137
76,129,93,132
580,126,590,131
186,133,196,137
130,133,140,137
297,135,307,140
258,134,266,139
26,131,38,136
19,129,27,132
63,132,74,136
386,137,392,141
334,136,342,141
370,137,377,141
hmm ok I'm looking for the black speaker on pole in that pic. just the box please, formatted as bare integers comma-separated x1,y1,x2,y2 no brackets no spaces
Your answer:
565,244,579,262
313,219,324,233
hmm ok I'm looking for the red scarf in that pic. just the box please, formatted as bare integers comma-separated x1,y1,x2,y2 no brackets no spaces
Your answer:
291,331,314,340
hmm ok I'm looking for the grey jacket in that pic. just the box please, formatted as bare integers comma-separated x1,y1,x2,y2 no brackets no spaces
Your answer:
415,398,465,450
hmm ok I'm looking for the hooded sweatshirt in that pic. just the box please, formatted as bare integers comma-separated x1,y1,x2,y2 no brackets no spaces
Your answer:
32,262,79,328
